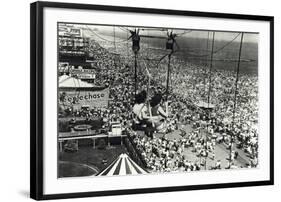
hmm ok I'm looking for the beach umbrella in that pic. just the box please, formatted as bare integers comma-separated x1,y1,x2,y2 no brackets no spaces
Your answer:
222,117,231,124
196,100,215,109
97,153,148,176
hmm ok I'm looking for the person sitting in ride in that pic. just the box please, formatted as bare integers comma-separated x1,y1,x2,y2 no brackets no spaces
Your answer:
149,93,169,132
132,90,150,127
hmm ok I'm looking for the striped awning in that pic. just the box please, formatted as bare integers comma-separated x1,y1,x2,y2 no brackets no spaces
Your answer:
97,153,148,176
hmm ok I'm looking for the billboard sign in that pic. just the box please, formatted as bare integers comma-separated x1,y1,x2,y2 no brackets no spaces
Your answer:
70,69,96,79
60,88,109,109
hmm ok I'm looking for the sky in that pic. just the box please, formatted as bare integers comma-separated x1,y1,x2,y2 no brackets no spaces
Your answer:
69,23,259,43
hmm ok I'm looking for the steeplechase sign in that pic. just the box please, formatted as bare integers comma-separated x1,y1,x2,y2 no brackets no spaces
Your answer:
59,87,109,109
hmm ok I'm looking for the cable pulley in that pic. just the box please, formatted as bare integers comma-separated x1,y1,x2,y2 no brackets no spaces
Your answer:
128,29,141,54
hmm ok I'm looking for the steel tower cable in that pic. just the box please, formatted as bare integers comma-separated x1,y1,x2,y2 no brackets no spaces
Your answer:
207,31,215,108
229,32,244,164
86,26,129,44
178,33,242,58
204,31,210,101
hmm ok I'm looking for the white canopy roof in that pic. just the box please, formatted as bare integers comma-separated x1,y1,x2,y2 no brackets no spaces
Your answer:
59,74,70,83
59,75,94,88
97,153,148,176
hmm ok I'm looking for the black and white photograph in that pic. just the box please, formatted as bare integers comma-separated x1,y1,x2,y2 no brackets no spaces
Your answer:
28,1,274,200
0,0,278,201
57,22,259,178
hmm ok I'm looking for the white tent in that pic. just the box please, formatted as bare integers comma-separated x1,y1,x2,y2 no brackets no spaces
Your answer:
97,153,148,176
59,75,94,88
59,74,70,83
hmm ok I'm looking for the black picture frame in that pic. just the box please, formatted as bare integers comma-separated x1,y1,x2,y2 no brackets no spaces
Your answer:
30,1,274,200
